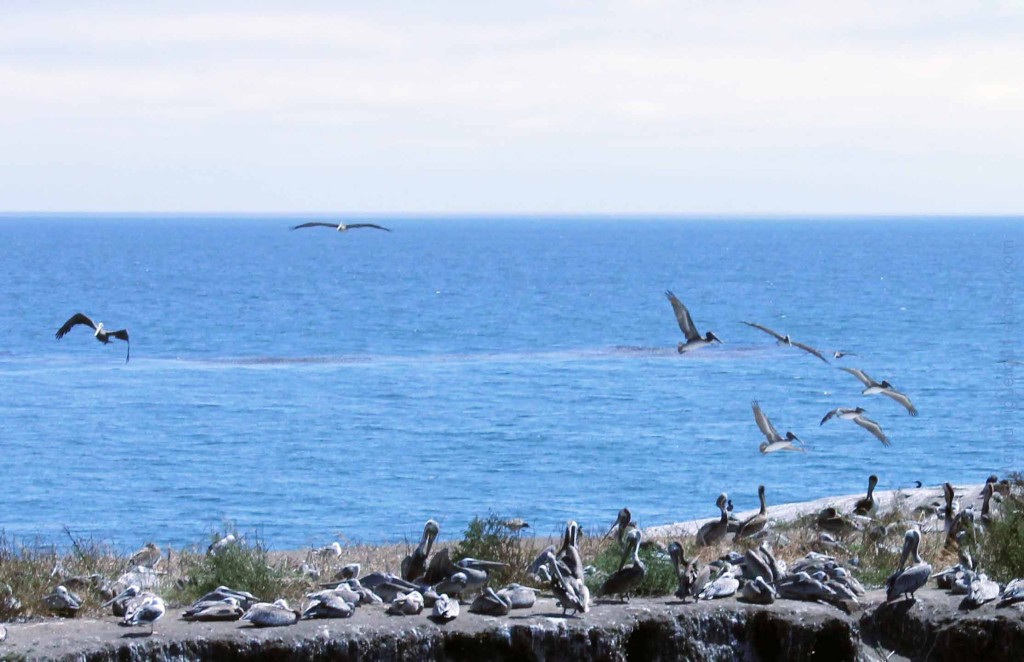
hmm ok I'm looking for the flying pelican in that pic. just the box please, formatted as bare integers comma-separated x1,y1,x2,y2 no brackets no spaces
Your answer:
840,368,917,416
853,475,879,516
696,494,729,546
292,221,391,232
751,401,804,453
734,485,769,541
55,313,130,363
833,351,856,359
820,407,890,445
597,529,646,601
885,529,931,602
401,519,439,582
741,321,829,363
665,291,722,353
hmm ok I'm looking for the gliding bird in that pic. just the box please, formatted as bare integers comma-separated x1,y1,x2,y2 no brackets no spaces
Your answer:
292,221,391,232
741,321,829,363
665,291,722,353
840,367,918,416
751,401,804,453
55,313,130,363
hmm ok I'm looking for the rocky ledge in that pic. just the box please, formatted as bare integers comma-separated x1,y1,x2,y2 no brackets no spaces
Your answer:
2,587,1023,661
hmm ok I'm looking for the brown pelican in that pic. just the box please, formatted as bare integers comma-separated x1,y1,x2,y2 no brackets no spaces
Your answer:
127,542,162,570
182,597,244,621
301,593,355,619
469,587,512,616
120,594,165,634
734,485,769,541
43,585,82,617
816,507,861,534
55,313,130,363
604,508,634,544
853,475,879,516
497,584,538,609
697,564,740,600
597,529,646,601
998,578,1024,607
667,541,699,602
430,593,460,621
243,599,300,626
741,321,829,363
543,550,588,615
820,408,890,446
833,351,856,359
191,586,257,611
775,572,837,602
696,494,729,546
388,591,425,616
103,585,142,617
885,530,931,601
401,519,439,582
292,221,391,232
840,368,918,416
665,291,722,353
752,401,804,453
740,576,777,605
961,574,1000,610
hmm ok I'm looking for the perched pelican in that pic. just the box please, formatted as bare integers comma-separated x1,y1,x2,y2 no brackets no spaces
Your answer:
775,572,836,602
885,530,932,602
751,401,804,453
191,586,257,611
430,593,460,621
816,507,860,534
820,408,890,446
697,564,740,600
665,291,722,353
43,585,82,617
120,594,165,634
301,593,355,619
667,542,698,602
840,368,917,416
741,321,829,363
597,530,646,601
291,221,391,232
853,475,879,516
55,313,130,363
242,600,300,627
497,584,538,609
998,578,1024,607
127,543,162,570
469,587,512,616
604,508,634,545
387,591,425,616
182,597,244,622
544,550,588,615
103,585,142,617
401,519,439,582
696,494,729,546
740,576,777,605
961,575,1000,610
734,485,769,541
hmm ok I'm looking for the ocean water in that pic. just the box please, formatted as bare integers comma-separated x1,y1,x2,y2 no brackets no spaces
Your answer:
0,215,1021,550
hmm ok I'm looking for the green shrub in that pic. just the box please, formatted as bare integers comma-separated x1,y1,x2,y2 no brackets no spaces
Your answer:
586,541,676,597
979,474,1024,582
452,513,534,587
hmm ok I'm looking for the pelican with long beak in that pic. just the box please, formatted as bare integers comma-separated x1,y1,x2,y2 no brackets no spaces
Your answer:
597,529,646,601
752,401,804,453
885,529,931,602
741,321,829,363
820,407,890,446
840,368,918,416
401,519,439,582
55,312,130,363
696,494,729,546
603,508,634,545
734,485,769,541
665,291,722,353
853,475,879,516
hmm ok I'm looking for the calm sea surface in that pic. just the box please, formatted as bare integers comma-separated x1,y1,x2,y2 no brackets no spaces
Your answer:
0,216,1021,550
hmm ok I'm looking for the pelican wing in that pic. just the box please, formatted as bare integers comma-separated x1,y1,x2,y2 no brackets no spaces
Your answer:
791,340,830,363
820,408,839,425
55,313,98,339
840,367,875,387
854,415,891,446
665,291,700,341
345,223,392,232
751,401,780,441
760,441,805,454
741,321,787,342
881,388,918,416
291,222,339,230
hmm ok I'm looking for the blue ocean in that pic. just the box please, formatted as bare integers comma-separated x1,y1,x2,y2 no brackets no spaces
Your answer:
1,216,1020,550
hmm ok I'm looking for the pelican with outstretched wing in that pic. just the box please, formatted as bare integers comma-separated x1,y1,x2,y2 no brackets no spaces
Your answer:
292,221,391,232
840,367,918,416
741,321,829,363
751,401,804,453
55,313,130,363
665,291,722,353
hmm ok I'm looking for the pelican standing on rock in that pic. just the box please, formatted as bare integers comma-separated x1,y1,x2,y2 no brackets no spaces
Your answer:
242,600,300,627
291,221,391,232
55,313,130,363
741,321,829,363
752,401,804,453
885,529,932,602
734,485,769,541
665,292,722,354
120,594,165,634
127,543,162,569
598,529,646,601
840,368,918,416
696,494,729,546
401,519,439,582
853,475,879,516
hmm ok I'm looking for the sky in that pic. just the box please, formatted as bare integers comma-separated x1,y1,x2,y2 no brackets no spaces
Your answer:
1,1,1022,215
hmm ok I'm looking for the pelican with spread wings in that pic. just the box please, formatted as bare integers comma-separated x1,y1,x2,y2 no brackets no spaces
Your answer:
840,367,918,416
741,321,829,363
665,291,722,353
55,313,130,363
751,401,804,453
291,221,391,232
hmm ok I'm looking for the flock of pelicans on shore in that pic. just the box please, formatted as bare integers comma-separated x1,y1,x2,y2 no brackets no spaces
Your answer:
3,474,1021,642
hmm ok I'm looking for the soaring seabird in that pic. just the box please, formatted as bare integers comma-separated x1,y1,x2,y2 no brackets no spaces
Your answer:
55,313,130,363
751,401,804,453
665,291,722,353
820,407,890,445
840,367,918,416
292,221,391,232
741,321,829,363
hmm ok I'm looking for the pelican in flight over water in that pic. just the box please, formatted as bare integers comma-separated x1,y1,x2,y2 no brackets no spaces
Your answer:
839,367,918,416
292,221,391,232
751,401,804,453
821,407,890,446
741,321,829,363
55,313,130,363
665,291,722,353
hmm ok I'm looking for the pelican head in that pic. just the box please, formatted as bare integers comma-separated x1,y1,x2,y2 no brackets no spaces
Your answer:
94,322,104,337
715,493,728,510
706,331,723,343
785,432,800,442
